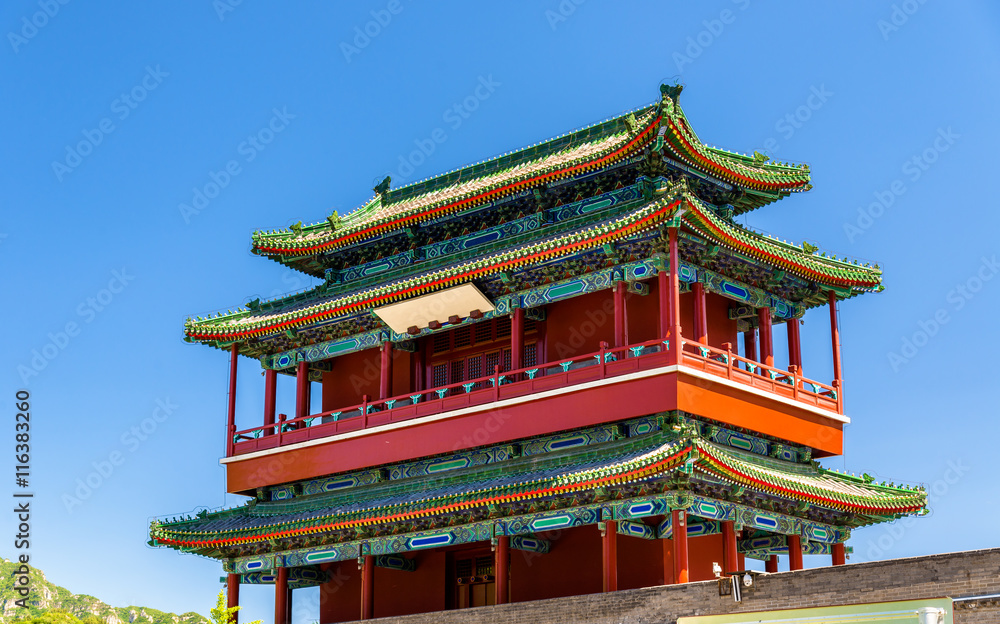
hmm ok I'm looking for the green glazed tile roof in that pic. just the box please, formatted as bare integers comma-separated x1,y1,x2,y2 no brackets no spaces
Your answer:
249,84,810,261
185,182,880,344
150,432,925,552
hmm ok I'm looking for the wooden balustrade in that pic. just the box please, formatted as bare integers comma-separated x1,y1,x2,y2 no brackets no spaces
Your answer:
230,333,842,455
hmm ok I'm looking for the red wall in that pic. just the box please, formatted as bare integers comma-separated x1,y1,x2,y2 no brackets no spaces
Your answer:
545,291,616,361
319,551,446,623
617,526,668,590
705,292,739,350
321,348,413,412
319,561,361,623
510,525,603,602
688,533,726,582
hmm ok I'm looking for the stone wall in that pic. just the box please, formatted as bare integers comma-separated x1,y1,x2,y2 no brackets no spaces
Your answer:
344,548,1000,624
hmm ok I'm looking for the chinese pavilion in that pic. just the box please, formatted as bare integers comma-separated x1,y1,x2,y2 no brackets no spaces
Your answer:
150,84,927,623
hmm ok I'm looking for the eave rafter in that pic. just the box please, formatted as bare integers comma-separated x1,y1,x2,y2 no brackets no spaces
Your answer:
149,435,925,554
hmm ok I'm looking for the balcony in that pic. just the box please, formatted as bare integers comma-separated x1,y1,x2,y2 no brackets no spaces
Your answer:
222,335,845,493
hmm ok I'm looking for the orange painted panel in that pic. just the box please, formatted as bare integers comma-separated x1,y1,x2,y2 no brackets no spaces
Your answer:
677,371,843,455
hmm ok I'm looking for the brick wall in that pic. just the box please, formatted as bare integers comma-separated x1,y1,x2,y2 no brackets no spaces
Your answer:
341,548,1000,624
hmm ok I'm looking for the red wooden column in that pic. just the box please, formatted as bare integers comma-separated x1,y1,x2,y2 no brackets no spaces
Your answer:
757,307,774,367
787,535,803,571
226,573,240,624
658,267,669,339
274,567,289,624
412,346,424,392
693,282,708,345
360,555,375,620
721,521,738,574
295,361,309,422
511,307,524,371
613,281,626,348
226,344,239,455
743,329,758,363
601,521,618,592
667,228,683,364
494,536,510,604
672,509,689,583
765,555,778,573
787,318,803,373
263,369,277,436
832,542,846,566
379,341,393,400
828,291,842,383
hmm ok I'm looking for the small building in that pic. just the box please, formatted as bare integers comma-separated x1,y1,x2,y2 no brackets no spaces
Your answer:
150,84,927,623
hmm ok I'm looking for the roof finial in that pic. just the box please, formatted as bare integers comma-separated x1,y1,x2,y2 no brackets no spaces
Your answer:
373,175,391,196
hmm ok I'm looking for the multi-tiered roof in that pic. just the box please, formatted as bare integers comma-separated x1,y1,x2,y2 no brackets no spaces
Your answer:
183,84,880,362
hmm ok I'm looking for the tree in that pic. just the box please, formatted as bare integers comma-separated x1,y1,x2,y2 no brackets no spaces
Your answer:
210,590,261,624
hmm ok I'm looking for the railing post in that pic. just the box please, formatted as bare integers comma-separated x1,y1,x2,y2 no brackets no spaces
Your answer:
834,379,843,413
276,413,285,447
723,342,733,380
362,394,369,428
600,341,608,378
226,343,239,457
790,364,799,400
494,365,500,401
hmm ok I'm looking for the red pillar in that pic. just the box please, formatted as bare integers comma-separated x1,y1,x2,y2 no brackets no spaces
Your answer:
226,573,239,624
495,536,510,604
668,228,682,363
295,361,309,422
829,290,842,383
832,542,846,566
274,567,289,624
721,521,738,574
613,281,627,348
765,555,778,573
263,369,277,436
226,344,239,455
787,318,802,373
743,329,758,363
511,307,524,371
601,521,618,592
757,307,774,368
672,509,689,583
787,535,803,571
360,555,375,620
658,269,669,339
693,282,708,345
379,341,393,400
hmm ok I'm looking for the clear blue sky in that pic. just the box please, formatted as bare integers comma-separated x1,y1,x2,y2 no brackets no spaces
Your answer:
2,1,998,621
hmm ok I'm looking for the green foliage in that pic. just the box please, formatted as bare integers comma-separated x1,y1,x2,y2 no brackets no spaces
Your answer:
210,589,261,624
